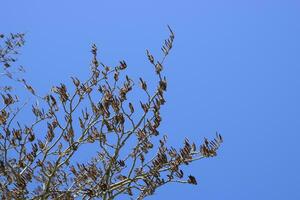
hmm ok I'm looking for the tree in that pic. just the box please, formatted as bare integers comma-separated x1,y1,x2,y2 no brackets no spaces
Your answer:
0,28,223,199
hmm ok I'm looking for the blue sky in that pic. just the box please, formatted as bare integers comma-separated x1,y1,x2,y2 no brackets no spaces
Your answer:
2,0,300,199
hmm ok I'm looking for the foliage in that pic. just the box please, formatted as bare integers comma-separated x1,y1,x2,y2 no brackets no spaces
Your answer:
0,28,222,200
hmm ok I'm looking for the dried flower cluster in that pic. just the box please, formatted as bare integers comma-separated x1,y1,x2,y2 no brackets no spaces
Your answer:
0,28,222,200
0,33,26,92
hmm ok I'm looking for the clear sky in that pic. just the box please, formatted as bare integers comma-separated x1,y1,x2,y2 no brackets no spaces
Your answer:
2,0,300,199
